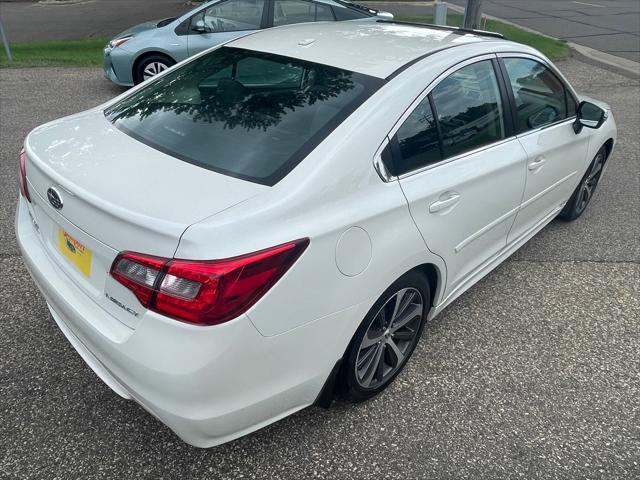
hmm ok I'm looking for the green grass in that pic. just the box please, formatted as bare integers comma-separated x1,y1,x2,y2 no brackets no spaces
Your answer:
0,38,109,68
396,14,570,59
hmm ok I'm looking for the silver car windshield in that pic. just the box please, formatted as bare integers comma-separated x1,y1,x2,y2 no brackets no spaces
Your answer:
105,47,382,185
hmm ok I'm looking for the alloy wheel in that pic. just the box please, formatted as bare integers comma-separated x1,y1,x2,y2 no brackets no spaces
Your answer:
576,152,604,215
143,61,169,80
355,287,424,389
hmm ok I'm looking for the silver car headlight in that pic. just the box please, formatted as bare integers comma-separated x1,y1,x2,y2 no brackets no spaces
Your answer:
108,35,133,49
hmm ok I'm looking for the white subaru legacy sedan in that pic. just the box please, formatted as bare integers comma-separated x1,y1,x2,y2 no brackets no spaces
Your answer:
16,20,616,447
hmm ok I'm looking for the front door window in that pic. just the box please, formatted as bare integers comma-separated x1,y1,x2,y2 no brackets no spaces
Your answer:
502,57,576,132
194,0,265,32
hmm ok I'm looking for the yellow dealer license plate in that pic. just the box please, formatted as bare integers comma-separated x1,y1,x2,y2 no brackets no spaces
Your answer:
58,228,92,278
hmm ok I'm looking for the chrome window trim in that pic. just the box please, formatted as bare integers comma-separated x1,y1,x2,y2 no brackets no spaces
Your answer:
515,116,577,140
375,51,580,183
397,137,515,181
373,136,393,182
377,53,507,182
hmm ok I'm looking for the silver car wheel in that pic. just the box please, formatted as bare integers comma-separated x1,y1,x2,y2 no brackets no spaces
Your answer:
576,151,605,215
143,61,169,80
355,287,423,389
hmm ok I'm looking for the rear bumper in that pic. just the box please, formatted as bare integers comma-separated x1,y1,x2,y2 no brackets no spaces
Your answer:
15,197,355,447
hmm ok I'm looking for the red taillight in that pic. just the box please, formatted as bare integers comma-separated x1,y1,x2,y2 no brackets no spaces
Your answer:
19,148,31,202
110,239,309,325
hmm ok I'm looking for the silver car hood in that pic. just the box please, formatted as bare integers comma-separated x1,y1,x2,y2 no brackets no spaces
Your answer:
113,19,170,39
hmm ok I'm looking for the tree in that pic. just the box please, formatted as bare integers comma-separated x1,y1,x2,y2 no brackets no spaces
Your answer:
463,0,484,30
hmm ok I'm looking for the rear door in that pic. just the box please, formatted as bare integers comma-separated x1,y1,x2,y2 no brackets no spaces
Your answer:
187,0,267,56
392,56,527,300
497,55,589,242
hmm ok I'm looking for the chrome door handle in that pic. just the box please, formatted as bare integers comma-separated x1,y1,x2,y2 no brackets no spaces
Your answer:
528,156,546,171
429,192,460,213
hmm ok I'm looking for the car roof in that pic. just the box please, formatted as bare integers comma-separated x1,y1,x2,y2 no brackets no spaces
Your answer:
227,20,508,79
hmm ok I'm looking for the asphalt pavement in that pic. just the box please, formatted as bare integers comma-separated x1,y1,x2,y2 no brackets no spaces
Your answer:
448,0,640,63
0,0,194,41
1,58,639,478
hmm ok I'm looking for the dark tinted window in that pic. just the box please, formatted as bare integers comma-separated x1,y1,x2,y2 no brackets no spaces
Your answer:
273,0,334,25
503,58,574,132
106,47,381,185
316,2,335,21
394,97,441,175
432,60,505,158
332,3,370,20
196,0,264,32
565,88,577,117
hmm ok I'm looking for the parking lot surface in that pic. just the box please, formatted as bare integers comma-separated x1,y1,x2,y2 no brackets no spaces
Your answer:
449,0,640,62
0,58,638,479
0,0,193,42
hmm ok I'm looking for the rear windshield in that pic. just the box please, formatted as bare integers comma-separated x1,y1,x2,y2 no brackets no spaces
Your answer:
105,47,382,185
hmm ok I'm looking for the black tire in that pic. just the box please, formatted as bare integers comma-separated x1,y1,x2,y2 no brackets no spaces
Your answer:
558,146,607,222
339,271,430,402
133,53,176,85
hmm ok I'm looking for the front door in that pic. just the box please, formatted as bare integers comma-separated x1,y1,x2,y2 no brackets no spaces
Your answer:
393,58,527,299
498,55,590,242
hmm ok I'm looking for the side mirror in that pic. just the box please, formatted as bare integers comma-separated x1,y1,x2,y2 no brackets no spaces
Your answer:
376,11,394,20
573,101,606,134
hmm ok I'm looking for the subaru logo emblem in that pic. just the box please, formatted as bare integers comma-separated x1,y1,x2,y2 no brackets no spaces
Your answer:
47,187,63,210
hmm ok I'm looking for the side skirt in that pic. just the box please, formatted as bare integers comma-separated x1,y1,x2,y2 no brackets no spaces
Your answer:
427,204,564,321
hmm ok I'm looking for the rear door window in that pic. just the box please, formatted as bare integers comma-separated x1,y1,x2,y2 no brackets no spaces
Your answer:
394,97,441,175
388,59,506,176
431,60,505,158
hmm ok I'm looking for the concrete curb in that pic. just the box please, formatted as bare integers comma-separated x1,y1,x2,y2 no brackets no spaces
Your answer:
569,43,639,79
446,3,639,79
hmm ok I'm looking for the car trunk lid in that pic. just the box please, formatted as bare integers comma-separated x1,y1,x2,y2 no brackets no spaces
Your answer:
24,110,265,326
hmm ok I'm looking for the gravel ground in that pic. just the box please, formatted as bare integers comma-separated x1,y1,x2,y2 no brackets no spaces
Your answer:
0,58,638,479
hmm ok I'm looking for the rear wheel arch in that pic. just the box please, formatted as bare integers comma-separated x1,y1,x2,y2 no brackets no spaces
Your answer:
317,263,441,406
338,269,431,401
411,263,441,308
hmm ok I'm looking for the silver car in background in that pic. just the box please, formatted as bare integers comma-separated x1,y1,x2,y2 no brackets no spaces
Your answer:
103,0,391,86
